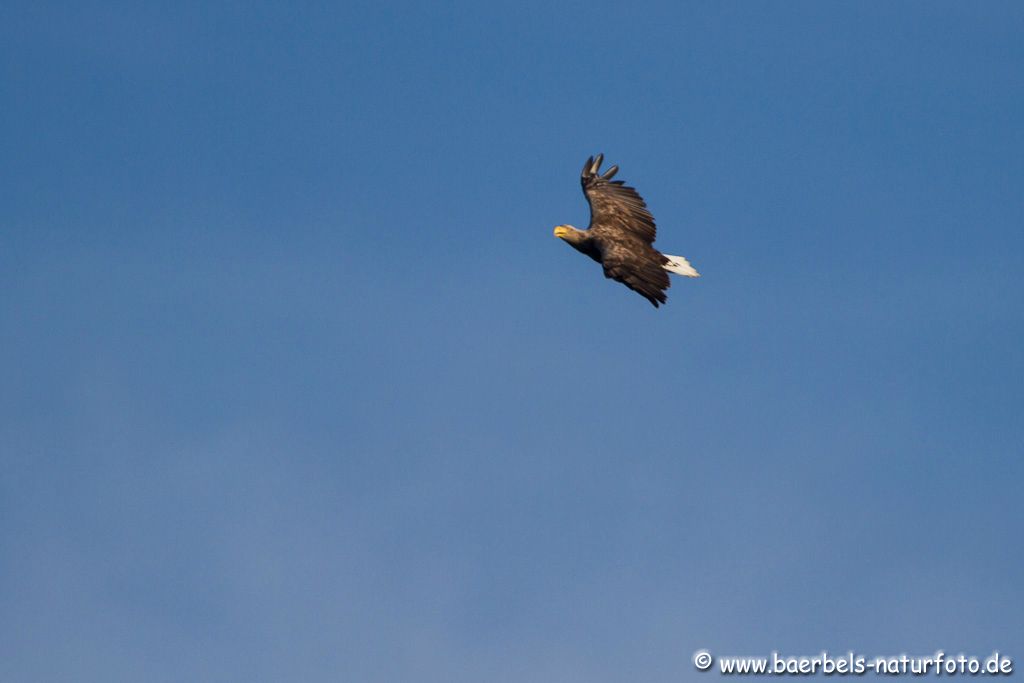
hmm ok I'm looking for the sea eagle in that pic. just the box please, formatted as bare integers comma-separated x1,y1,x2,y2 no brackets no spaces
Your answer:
553,154,699,307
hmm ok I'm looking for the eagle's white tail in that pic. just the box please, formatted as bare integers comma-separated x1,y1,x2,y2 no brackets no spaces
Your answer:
663,254,700,277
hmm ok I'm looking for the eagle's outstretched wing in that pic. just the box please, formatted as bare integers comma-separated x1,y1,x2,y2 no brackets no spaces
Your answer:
581,154,657,244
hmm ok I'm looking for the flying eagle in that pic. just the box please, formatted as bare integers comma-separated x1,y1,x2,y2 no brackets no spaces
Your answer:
553,154,699,307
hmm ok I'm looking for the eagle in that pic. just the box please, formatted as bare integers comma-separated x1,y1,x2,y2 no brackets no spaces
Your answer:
553,154,699,307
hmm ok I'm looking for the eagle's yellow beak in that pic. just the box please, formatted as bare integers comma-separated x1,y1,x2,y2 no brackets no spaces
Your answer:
553,225,569,239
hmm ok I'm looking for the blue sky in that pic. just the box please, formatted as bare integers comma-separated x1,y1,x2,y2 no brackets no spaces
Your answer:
2,2,1022,681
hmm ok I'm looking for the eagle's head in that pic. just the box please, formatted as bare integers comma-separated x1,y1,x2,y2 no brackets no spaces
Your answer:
553,224,583,244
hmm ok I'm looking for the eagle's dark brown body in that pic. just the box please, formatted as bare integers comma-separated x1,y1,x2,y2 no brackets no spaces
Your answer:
554,154,697,307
